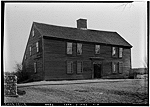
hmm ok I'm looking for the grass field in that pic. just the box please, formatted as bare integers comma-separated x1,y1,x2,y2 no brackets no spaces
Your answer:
4,79,148,104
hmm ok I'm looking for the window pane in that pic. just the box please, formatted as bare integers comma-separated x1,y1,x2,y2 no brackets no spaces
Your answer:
36,42,39,52
67,61,73,73
119,62,123,73
77,43,82,55
25,55,26,59
119,48,123,58
67,42,72,54
112,62,117,73
32,30,34,37
29,46,31,56
77,62,82,73
112,47,116,56
34,62,37,73
113,64,116,73
95,45,100,54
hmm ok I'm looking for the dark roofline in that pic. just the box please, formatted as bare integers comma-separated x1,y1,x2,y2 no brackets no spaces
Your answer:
33,21,117,33
33,21,133,48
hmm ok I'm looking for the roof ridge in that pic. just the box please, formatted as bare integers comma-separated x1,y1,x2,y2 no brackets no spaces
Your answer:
32,21,132,48
33,21,116,33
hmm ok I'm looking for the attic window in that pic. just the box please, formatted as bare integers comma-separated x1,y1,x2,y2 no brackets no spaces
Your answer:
36,42,39,52
32,30,34,37
29,46,32,56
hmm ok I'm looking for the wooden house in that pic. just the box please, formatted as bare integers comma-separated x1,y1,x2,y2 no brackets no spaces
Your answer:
22,18,132,81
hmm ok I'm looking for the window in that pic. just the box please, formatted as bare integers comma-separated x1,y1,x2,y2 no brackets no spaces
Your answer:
112,62,118,73
67,61,73,74
77,43,82,55
32,30,34,37
112,47,116,56
95,45,100,54
29,46,32,56
119,48,123,58
118,62,123,73
25,55,26,59
67,42,72,54
36,42,39,52
77,61,83,73
34,62,37,73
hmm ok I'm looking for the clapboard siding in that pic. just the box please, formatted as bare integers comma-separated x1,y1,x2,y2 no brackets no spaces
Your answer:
43,38,131,80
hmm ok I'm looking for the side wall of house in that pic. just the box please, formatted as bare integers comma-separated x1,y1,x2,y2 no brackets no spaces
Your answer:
22,25,43,81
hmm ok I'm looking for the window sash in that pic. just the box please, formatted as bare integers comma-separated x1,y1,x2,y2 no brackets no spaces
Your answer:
34,62,37,73
77,43,82,55
36,42,39,52
112,47,116,56
95,45,100,54
112,62,118,73
119,48,123,58
29,46,32,56
77,61,82,73
32,30,34,37
119,62,123,73
67,61,73,74
67,42,72,54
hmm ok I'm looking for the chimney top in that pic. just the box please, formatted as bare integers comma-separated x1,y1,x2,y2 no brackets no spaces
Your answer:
77,18,87,30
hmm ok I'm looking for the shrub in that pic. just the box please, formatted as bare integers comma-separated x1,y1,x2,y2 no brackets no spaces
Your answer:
13,62,33,83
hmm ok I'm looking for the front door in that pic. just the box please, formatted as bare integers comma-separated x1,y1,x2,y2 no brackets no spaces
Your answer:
94,64,102,78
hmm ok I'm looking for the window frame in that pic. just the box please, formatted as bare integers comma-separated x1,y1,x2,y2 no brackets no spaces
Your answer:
119,48,123,58
77,43,82,55
67,42,73,55
77,61,83,74
34,62,37,73
112,62,118,74
118,62,123,73
36,42,39,53
95,45,100,54
29,46,32,56
67,61,73,74
112,47,116,57
32,30,34,37
25,55,26,60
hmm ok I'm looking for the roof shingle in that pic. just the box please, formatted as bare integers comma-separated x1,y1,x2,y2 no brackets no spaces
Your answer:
34,22,132,48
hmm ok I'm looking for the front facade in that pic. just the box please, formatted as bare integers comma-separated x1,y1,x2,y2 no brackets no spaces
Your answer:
22,18,132,81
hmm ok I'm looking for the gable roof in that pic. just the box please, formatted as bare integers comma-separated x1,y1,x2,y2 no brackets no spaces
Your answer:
33,22,132,48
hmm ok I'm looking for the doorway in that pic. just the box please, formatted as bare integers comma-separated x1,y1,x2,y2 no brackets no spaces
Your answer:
94,64,102,78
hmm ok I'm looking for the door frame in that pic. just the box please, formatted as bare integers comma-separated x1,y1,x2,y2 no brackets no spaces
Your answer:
93,63,102,78
92,61,103,79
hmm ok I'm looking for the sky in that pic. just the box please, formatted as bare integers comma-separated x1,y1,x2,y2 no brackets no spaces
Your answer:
4,2,147,72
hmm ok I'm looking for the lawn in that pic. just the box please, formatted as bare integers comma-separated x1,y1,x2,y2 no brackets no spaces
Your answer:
4,79,148,104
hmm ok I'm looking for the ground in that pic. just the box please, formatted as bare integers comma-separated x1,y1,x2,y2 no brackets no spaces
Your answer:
4,79,148,104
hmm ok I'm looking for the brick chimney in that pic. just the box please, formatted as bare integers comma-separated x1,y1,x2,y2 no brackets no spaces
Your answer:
77,18,87,30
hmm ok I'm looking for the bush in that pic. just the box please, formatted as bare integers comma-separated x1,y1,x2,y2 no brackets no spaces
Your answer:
129,71,137,79
13,63,33,83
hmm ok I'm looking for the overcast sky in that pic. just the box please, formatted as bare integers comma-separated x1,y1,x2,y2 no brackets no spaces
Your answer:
4,2,147,72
